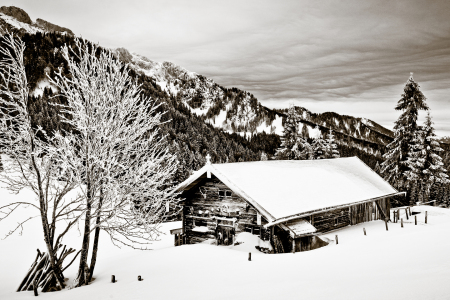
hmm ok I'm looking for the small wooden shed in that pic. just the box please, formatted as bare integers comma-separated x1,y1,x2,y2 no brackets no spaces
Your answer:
174,156,402,253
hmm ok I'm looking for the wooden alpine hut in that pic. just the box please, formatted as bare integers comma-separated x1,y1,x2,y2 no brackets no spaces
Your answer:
174,156,403,253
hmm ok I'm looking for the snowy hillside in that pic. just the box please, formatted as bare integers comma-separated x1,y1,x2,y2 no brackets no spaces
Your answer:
1,181,449,300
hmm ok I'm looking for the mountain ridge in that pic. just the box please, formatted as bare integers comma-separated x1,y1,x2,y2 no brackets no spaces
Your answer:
117,47,394,151
0,6,73,36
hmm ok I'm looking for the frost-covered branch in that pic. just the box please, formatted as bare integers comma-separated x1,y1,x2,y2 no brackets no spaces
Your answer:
0,33,83,291
49,38,180,285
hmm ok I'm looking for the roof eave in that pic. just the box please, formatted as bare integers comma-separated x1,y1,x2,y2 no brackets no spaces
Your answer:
264,191,405,228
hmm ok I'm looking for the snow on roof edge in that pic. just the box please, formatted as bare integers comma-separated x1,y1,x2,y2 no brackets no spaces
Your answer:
210,165,276,222
175,157,404,226
174,164,276,222
265,191,405,228
353,156,401,194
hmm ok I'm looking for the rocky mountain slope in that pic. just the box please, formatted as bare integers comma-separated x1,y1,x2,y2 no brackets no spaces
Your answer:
116,47,393,149
0,6,73,36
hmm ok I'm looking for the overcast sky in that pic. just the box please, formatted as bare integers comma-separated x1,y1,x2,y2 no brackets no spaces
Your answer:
5,0,450,136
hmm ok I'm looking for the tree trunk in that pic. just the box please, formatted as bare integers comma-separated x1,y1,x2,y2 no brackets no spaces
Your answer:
76,176,92,287
31,144,65,289
87,188,103,283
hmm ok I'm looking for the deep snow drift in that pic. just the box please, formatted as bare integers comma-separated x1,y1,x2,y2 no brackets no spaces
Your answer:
1,184,450,300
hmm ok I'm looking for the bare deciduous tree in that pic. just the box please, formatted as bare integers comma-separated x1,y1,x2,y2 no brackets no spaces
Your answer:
0,33,82,292
50,38,180,286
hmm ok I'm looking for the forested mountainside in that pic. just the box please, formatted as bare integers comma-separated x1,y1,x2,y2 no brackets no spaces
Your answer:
119,45,394,145
1,6,447,193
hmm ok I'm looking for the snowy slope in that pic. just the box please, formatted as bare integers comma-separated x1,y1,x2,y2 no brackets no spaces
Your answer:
1,181,449,300
0,12,42,34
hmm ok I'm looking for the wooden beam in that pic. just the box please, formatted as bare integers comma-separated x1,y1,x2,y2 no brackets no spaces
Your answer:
375,200,389,221
265,192,403,228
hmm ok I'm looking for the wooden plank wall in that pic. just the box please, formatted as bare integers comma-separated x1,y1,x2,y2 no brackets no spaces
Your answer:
183,176,267,244
312,207,350,232
312,198,390,233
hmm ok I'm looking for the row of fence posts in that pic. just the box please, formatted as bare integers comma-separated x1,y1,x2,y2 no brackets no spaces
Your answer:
247,207,430,259
333,206,429,247
110,275,143,283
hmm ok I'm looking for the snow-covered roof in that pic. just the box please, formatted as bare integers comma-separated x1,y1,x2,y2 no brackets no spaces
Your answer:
176,157,401,224
287,219,317,236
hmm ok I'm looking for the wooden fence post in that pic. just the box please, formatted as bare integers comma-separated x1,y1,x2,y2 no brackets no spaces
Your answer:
33,282,38,296
248,252,251,261
292,239,295,254
425,211,428,224
111,275,116,283
405,208,409,220
415,215,417,225
385,220,388,231
401,218,403,228
335,235,338,245
363,228,366,235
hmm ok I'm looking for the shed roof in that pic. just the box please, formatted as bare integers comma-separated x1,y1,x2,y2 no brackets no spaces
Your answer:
176,157,401,224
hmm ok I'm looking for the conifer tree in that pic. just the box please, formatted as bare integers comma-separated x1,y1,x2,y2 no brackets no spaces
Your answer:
275,105,311,160
381,73,429,190
374,161,381,175
260,152,268,161
312,129,327,159
301,123,309,139
406,112,449,202
324,129,340,158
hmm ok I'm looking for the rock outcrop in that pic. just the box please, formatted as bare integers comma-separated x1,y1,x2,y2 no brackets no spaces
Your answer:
35,18,74,36
0,6,32,24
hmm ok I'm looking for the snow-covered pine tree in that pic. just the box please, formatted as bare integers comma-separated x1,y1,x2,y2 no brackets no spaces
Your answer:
374,161,381,175
312,129,327,159
324,129,340,158
301,123,310,139
260,152,268,161
406,112,449,203
443,184,450,207
381,73,429,191
275,105,311,160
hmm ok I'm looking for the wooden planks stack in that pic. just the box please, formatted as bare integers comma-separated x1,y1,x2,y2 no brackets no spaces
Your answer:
17,245,79,293
272,235,285,254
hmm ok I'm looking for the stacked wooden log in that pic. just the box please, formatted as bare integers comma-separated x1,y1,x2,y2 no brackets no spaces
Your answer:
272,235,285,254
255,245,271,254
17,245,79,293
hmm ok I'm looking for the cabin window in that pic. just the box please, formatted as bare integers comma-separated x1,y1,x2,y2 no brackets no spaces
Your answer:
194,219,207,227
218,219,234,227
245,225,261,235
218,190,232,199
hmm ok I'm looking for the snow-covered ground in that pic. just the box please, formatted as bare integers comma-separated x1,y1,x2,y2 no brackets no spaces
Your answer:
1,183,450,300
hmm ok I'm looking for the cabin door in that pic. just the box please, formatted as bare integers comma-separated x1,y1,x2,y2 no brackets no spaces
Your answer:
216,226,235,246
